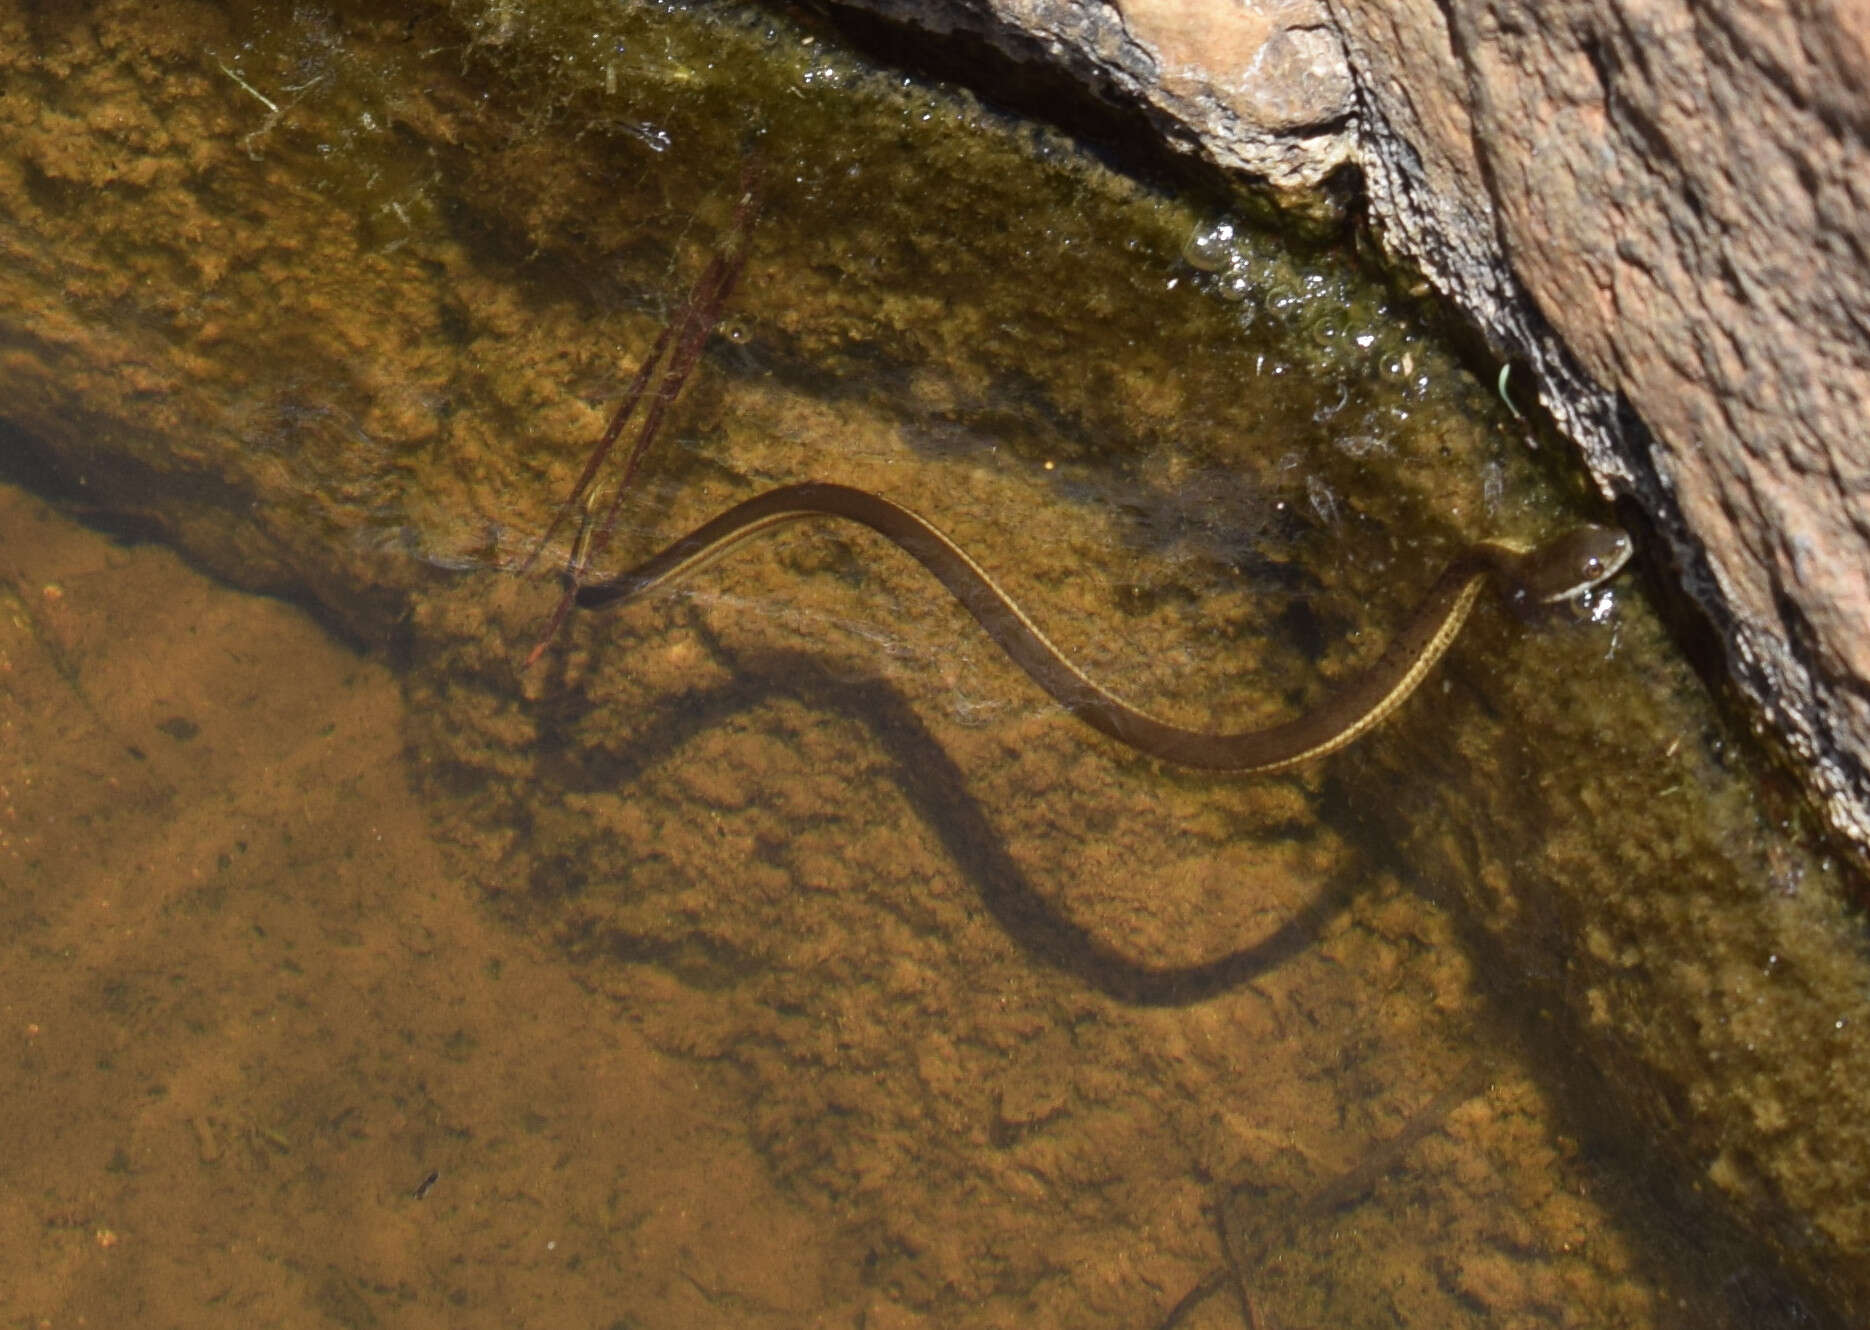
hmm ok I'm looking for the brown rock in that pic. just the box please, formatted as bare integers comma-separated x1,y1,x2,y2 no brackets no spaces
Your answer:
827,0,1357,187
1335,0,1870,864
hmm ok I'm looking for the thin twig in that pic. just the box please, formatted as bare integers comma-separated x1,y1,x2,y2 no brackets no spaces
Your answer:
1156,1058,1490,1330
521,156,763,667
514,315,676,578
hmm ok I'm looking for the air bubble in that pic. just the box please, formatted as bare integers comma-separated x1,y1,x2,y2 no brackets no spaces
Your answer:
1181,221,1236,273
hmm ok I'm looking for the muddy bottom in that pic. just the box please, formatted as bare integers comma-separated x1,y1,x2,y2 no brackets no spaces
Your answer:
0,479,841,1328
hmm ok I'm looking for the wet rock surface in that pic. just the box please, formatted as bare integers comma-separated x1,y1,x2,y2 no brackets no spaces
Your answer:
1330,0,1870,879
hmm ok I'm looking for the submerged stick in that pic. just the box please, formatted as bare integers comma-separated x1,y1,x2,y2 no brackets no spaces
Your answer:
1156,1059,1490,1330
522,157,763,666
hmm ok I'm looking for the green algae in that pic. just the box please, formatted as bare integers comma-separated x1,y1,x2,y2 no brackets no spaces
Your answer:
1,1,1867,1327
177,0,1566,586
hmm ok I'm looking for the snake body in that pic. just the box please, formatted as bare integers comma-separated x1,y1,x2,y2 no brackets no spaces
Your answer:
574,482,1631,772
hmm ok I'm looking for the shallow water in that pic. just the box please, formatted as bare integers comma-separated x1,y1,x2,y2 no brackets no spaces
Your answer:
2,2,1867,1327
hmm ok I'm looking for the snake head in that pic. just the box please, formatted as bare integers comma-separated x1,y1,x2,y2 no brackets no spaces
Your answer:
1522,525,1634,604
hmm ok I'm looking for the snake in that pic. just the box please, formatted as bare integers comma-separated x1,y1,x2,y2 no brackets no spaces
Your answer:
573,481,1632,773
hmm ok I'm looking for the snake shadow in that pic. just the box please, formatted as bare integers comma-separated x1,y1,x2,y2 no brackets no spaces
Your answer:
535,642,1371,1007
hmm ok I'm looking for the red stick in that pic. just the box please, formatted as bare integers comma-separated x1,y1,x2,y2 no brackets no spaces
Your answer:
523,159,763,667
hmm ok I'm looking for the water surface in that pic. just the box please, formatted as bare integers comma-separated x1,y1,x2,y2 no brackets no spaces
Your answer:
2,2,1865,1327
